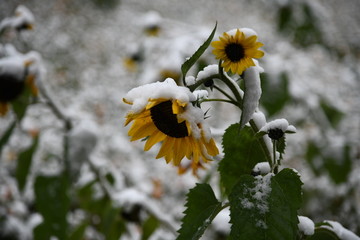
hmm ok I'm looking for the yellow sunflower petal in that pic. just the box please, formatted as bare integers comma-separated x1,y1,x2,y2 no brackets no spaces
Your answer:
144,130,166,151
203,137,219,156
156,137,175,162
129,120,157,141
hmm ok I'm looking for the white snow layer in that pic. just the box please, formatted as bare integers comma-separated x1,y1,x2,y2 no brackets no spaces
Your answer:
196,64,218,82
259,118,297,134
253,162,271,175
0,5,34,31
324,221,360,240
240,60,264,128
240,173,274,229
124,78,213,141
226,28,258,37
298,216,315,236
124,78,196,114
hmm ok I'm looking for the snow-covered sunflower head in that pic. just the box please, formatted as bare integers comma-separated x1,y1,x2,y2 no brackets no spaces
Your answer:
0,56,38,116
211,28,264,75
123,78,219,174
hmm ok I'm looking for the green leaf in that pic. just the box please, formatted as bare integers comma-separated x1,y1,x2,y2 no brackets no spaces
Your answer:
260,72,291,117
141,215,160,240
320,99,344,128
308,224,340,240
177,183,222,240
100,203,124,240
277,5,294,32
228,168,303,240
305,141,322,176
324,144,352,184
0,120,16,154
34,175,70,240
11,81,33,121
15,135,39,192
219,124,266,195
181,22,217,85
69,221,88,240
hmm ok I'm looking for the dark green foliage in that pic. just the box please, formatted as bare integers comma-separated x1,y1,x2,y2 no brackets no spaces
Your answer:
34,175,70,240
228,169,303,240
15,135,39,192
181,23,217,85
260,72,291,117
177,183,222,240
0,120,16,154
219,124,266,195
320,99,344,128
306,141,352,184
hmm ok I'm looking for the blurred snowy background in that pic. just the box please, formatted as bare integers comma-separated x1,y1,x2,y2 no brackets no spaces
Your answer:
0,0,359,239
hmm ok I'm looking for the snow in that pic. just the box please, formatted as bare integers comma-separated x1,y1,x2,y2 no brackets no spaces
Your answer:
124,78,196,114
196,64,218,82
193,89,209,100
259,118,297,134
0,56,27,81
240,59,264,128
0,5,34,31
211,208,230,234
185,75,196,85
324,221,360,240
253,162,271,175
240,173,273,229
298,216,315,236
178,103,212,141
141,11,162,28
1,1,360,239
226,28,258,37
252,111,267,129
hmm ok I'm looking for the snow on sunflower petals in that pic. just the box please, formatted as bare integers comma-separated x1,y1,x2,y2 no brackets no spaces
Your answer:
123,78,219,174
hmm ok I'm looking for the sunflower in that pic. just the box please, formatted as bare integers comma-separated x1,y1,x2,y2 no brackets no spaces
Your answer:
211,28,264,75
123,79,219,173
0,58,38,116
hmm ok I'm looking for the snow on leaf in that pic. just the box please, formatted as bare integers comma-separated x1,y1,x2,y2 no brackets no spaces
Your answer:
228,168,303,240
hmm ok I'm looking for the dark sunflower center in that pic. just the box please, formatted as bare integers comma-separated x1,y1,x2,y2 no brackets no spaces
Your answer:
0,73,25,102
150,100,188,138
268,128,284,140
225,43,245,62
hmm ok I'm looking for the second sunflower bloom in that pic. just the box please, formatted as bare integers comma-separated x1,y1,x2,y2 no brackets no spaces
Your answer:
211,28,264,75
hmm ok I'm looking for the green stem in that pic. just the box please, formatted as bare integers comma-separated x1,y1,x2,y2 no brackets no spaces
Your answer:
272,140,278,174
188,60,273,167
249,120,273,169
213,85,237,103
37,79,72,179
201,98,238,106
217,61,243,107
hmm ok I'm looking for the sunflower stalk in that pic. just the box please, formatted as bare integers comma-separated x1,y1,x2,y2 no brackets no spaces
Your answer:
37,78,73,178
215,62,273,167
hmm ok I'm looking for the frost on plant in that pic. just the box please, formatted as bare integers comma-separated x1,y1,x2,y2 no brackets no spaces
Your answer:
1,3,359,240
